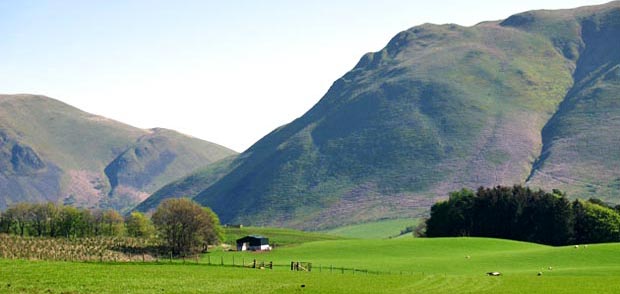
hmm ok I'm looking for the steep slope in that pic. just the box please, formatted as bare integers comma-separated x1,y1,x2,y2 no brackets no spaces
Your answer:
0,94,236,211
133,155,237,213
515,3,620,199
191,2,620,229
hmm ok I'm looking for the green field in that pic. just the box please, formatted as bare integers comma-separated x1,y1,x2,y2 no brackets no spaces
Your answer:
322,218,418,239
223,226,346,247
2,237,620,293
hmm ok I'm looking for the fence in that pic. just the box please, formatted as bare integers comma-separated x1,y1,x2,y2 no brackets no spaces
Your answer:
0,234,419,276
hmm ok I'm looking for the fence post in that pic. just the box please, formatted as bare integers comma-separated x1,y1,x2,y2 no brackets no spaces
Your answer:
220,256,223,266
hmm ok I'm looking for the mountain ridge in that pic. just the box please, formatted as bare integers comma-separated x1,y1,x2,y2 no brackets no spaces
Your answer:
149,1,620,229
0,94,236,212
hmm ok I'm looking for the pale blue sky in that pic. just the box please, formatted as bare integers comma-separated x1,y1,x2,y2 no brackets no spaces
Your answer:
0,1,610,151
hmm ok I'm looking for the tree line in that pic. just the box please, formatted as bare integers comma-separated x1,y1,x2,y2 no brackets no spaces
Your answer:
0,198,222,255
423,185,620,246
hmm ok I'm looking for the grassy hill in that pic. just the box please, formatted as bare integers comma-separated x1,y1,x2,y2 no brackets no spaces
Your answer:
0,94,236,212
3,237,620,293
180,2,620,229
322,218,418,239
222,226,345,247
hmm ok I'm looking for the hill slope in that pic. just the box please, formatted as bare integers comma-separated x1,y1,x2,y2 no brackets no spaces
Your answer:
133,155,238,213
180,2,620,229
0,94,236,211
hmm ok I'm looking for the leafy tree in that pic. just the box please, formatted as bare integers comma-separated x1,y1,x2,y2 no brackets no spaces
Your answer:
152,198,222,255
573,200,620,244
4,203,32,236
426,189,475,237
57,206,82,238
29,203,58,237
125,211,154,238
101,209,125,236
202,207,224,246
425,186,580,245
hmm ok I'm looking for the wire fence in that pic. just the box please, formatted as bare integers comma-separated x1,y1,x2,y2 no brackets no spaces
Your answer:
0,234,420,276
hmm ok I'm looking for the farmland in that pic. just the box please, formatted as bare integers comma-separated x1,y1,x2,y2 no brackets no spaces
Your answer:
321,218,418,239
2,236,620,293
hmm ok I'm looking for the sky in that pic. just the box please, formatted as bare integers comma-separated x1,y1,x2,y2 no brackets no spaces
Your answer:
0,0,611,152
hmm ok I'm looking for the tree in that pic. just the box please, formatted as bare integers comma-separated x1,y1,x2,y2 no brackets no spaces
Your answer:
573,200,620,244
29,203,58,237
101,209,125,236
425,186,578,245
57,206,82,238
125,211,154,238
5,203,32,236
425,189,475,237
152,198,222,255
202,207,224,247
0,210,10,234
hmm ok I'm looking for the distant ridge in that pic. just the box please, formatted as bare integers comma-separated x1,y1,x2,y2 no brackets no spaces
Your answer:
0,94,237,212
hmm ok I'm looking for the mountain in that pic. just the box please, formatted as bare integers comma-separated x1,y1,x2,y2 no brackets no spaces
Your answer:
0,94,237,212
133,155,238,213
148,1,620,230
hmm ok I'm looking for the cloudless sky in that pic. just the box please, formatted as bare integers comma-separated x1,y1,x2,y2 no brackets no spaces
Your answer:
0,0,610,152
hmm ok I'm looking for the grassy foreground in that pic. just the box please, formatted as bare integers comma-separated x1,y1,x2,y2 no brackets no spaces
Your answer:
2,238,620,293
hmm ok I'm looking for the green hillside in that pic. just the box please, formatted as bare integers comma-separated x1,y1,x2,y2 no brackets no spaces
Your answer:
184,2,620,229
322,218,418,239
519,4,620,199
222,226,345,247
133,156,238,213
0,94,236,211
3,237,620,293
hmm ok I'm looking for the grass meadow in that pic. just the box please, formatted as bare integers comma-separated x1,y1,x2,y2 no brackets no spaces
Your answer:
321,218,418,239
2,235,620,293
